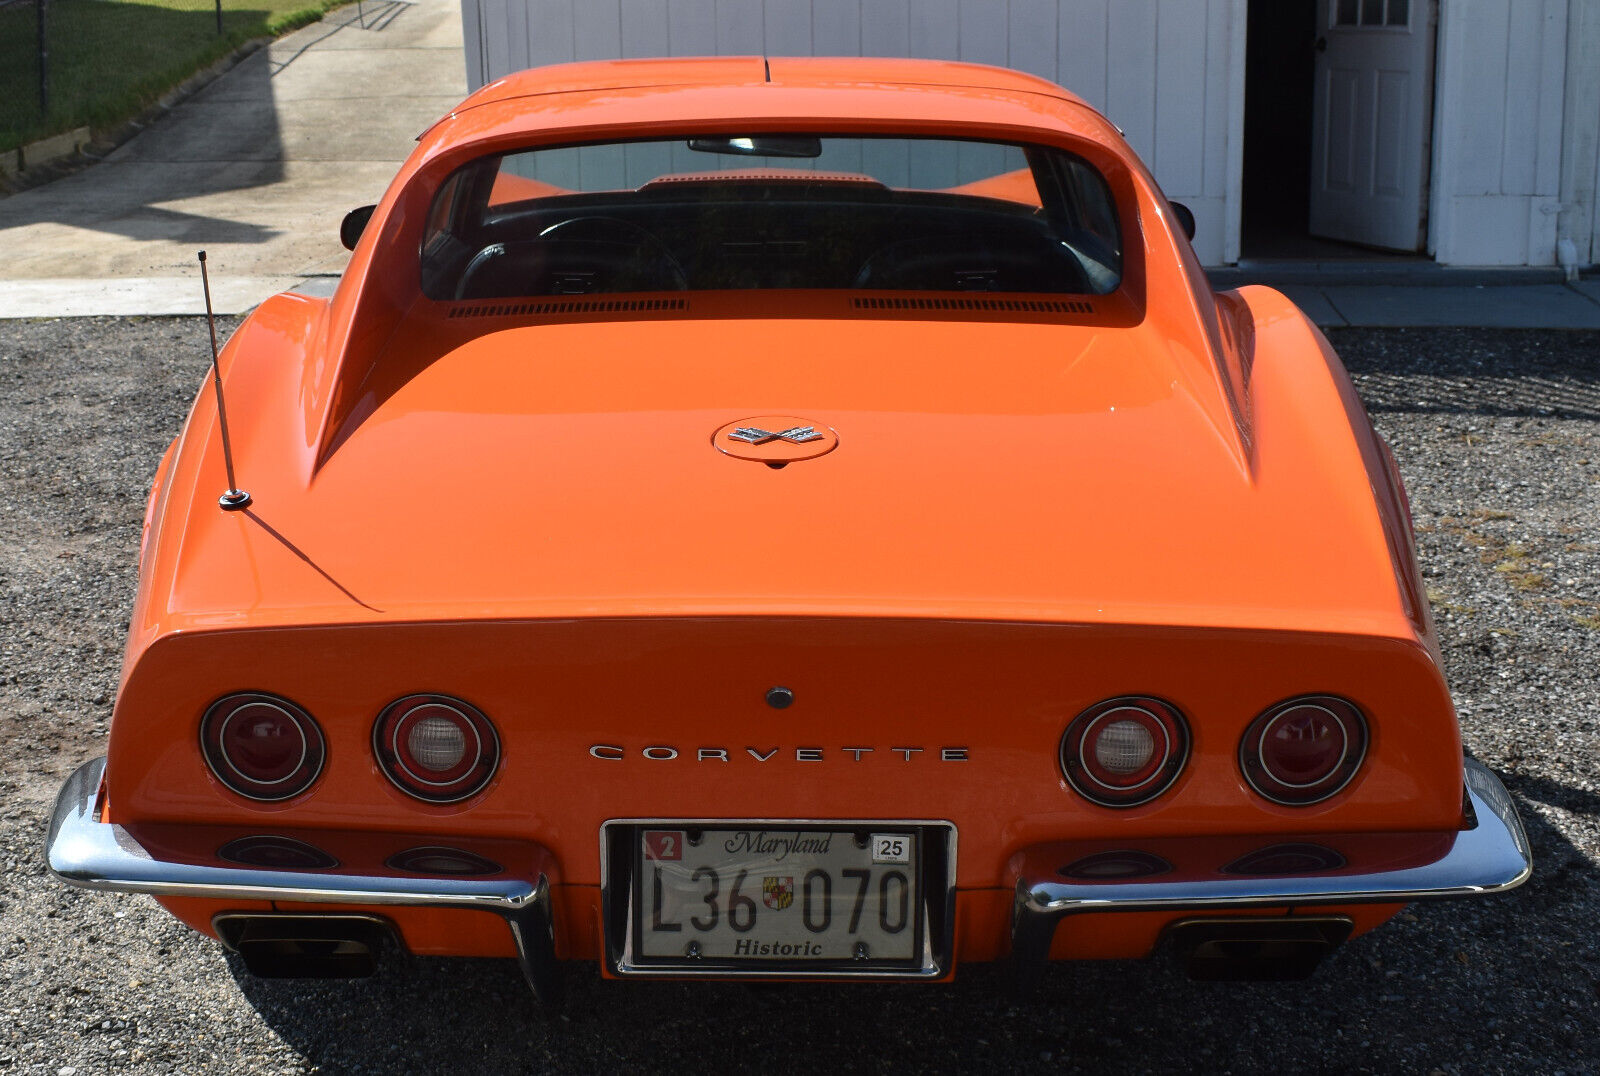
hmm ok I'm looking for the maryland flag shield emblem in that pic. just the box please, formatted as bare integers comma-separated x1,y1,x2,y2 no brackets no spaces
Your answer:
762,876,794,911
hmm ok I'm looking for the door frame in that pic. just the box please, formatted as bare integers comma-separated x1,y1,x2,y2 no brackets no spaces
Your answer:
1229,0,1440,262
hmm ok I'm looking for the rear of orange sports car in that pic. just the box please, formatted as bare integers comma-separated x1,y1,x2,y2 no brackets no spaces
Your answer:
47,57,1529,1002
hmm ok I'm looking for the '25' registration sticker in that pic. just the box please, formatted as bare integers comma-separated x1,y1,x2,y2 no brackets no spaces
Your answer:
642,830,684,861
872,833,912,864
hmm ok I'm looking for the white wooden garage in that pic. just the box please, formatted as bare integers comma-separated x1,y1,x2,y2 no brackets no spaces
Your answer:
458,0,1600,269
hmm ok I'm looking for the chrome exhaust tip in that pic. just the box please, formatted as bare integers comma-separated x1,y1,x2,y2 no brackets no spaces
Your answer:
213,913,396,979
1165,916,1354,981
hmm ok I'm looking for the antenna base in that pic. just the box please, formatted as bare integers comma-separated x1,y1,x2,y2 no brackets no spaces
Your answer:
219,489,252,511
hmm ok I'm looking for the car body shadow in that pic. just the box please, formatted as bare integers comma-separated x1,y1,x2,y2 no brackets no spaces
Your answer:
226,771,1595,1073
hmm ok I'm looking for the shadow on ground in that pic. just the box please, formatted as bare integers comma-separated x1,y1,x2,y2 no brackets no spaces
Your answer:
227,327,1600,1073
221,771,1594,1074
6,320,1595,1074
0,1,410,246
0,37,284,244
0,0,277,151
1333,327,1600,420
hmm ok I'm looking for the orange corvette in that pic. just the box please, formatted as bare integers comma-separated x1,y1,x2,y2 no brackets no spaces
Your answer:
47,57,1529,1001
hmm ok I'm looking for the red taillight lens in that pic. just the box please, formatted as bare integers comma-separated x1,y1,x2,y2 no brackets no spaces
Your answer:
1240,696,1368,805
1060,697,1189,807
373,695,499,804
200,693,325,802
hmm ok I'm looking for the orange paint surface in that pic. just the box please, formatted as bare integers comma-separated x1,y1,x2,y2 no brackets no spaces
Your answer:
487,170,571,205
941,167,1042,205
101,57,1467,970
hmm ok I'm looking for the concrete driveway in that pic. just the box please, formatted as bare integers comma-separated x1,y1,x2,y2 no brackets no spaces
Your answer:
0,0,465,316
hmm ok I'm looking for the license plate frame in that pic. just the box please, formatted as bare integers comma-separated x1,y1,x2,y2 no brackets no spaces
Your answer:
601,819,957,979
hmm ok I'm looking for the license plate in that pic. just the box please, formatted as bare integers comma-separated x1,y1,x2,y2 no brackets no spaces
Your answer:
633,827,922,965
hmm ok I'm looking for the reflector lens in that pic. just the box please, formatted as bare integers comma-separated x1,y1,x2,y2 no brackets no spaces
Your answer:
373,695,499,803
386,846,503,876
1060,697,1190,807
1222,843,1347,876
1059,850,1173,880
218,835,339,870
1240,696,1368,805
200,694,325,802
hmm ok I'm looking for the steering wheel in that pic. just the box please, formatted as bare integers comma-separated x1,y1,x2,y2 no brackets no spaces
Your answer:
453,218,690,299
454,241,510,300
538,216,689,291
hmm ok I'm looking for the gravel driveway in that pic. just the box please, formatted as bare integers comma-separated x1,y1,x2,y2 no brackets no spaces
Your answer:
1,318,1596,1074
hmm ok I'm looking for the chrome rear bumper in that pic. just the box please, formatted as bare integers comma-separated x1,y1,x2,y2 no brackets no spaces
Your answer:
1010,759,1531,976
45,757,561,1004
48,755,1530,992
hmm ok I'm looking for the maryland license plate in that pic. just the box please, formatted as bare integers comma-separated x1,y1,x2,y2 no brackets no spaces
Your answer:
633,827,923,966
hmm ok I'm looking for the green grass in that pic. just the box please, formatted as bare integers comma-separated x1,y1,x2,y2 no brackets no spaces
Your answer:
0,0,350,153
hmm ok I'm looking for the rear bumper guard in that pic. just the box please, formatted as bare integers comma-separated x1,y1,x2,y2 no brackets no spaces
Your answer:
1010,759,1531,976
45,757,561,1005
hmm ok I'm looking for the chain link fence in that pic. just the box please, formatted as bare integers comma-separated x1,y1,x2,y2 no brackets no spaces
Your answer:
1,0,345,155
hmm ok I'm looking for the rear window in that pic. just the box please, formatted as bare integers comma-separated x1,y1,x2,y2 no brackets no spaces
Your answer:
421,135,1122,300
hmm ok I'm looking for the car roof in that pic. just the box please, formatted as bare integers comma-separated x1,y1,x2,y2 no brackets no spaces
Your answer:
421,55,1116,161
457,55,1088,112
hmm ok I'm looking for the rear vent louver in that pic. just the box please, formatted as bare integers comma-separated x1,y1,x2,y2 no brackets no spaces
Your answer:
852,296,1095,314
448,298,688,319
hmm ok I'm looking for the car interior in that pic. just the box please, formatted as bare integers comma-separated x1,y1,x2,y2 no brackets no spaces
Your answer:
418,136,1125,300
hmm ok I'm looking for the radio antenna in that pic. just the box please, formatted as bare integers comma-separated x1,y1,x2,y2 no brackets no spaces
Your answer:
198,251,251,511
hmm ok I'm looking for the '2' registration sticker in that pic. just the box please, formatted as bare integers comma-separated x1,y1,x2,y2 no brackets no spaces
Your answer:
642,830,684,861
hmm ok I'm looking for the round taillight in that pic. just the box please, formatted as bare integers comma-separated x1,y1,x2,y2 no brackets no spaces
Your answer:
373,695,499,803
1239,696,1368,805
1060,697,1190,807
200,693,325,802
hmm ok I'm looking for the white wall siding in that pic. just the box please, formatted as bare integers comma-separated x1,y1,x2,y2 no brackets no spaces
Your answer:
459,0,1247,264
1559,0,1600,267
1431,0,1569,265
462,0,1600,268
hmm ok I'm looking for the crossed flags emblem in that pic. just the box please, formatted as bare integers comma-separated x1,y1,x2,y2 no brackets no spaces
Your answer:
729,425,824,445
